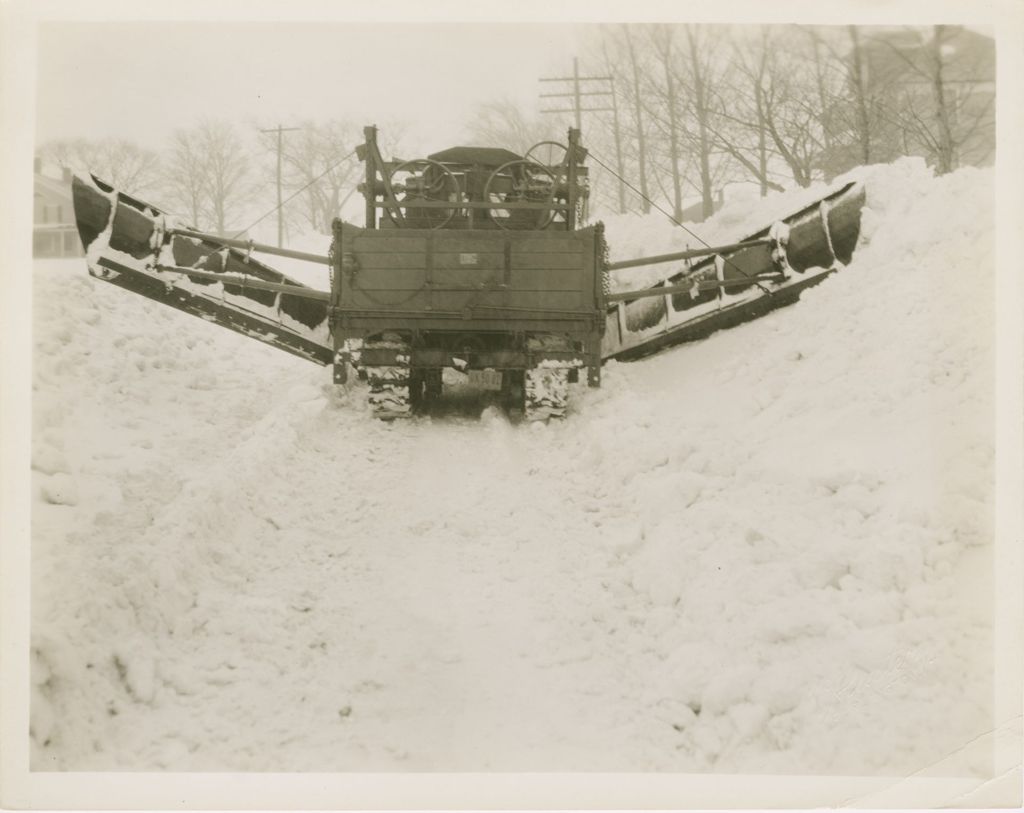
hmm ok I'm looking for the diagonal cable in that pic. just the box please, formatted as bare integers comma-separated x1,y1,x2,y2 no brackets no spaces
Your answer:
171,147,360,278
587,148,773,295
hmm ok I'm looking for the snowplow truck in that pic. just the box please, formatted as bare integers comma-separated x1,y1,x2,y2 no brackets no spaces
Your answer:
331,126,605,420
70,125,864,421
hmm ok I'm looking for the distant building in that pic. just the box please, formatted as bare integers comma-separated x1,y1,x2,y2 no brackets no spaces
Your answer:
680,189,726,223
820,26,995,178
34,158,83,258
867,26,994,168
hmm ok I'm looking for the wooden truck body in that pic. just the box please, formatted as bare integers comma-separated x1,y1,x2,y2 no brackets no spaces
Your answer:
330,126,605,418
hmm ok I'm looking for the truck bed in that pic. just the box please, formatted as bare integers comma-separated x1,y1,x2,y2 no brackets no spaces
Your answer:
332,224,605,335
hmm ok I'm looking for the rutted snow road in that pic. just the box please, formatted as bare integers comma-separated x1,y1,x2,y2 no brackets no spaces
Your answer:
29,282,682,770
129,394,682,771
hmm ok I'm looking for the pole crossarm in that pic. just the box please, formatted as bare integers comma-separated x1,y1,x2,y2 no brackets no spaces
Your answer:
540,91,614,98
538,75,613,82
538,57,625,213
537,57,618,132
541,108,615,114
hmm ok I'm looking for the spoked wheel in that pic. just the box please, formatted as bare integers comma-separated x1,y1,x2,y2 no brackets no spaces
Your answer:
483,160,557,230
387,159,461,229
525,141,568,168
524,141,583,225
423,368,443,400
501,369,525,419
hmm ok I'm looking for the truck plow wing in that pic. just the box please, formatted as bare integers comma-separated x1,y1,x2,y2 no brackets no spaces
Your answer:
72,174,333,366
602,180,866,362
72,172,866,382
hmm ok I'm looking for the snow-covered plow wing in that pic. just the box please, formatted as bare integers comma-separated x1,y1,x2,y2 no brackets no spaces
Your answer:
72,174,333,365
603,180,866,362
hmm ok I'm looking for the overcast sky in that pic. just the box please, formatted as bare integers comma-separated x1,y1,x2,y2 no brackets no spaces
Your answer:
35,19,997,155
35,22,586,154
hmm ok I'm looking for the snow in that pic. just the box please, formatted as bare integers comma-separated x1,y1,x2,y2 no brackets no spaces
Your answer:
30,158,995,775
263,231,332,288
602,165,870,292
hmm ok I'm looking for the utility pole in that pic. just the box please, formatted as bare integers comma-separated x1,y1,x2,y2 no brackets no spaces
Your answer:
259,124,300,246
539,57,615,129
539,57,624,212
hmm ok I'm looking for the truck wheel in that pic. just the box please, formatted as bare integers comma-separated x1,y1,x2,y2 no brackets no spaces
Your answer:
524,366,570,421
364,334,412,420
502,370,525,418
424,368,443,399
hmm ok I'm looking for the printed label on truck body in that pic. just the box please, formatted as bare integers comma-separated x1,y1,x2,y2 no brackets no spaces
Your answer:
468,369,503,391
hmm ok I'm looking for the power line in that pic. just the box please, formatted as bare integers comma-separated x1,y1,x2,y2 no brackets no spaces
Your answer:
259,124,301,247
587,148,773,295
238,146,357,238
538,57,612,132
539,56,626,213
171,146,359,279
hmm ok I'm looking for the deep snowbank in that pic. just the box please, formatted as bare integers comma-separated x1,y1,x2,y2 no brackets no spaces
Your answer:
559,157,995,772
29,158,995,775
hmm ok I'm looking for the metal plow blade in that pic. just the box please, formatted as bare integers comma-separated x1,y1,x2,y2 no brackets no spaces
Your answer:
72,174,334,365
602,180,866,362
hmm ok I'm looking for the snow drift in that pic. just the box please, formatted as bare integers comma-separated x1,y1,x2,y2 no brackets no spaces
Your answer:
30,157,994,775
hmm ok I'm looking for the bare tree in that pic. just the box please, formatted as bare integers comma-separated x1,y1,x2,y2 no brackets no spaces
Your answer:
256,120,366,234
39,138,161,196
156,120,258,234
798,25,904,178
465,99,558,155
197,121,256,235
614,26,710,219
873,26,994,174
706,27,786,196
929,26,957,173
680,25,725,215
161,129,208,227
599,39,629,214
649,27,685,221
845,26,874,165
622,25,652,214
580,25,649,214
730,28,827,188
578,23,992,215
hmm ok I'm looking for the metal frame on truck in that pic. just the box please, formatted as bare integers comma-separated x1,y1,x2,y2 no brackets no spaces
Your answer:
327,126,607,419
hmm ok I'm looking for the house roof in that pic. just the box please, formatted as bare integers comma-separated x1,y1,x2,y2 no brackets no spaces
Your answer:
861,26,995,86
34,172,73,204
